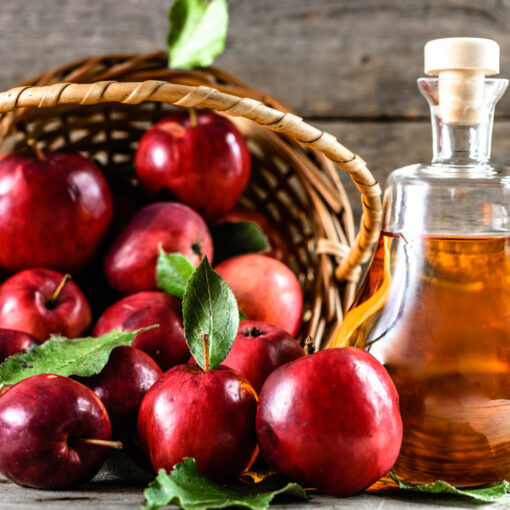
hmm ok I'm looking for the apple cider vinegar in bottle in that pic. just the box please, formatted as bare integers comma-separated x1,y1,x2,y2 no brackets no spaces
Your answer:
333,38,510,485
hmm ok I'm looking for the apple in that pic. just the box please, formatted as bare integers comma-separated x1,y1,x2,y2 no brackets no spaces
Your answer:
79,345,162,469
138,364,258,483
217,207,291,262
224,321,305,393
79,346,162,421
135,110,251,222
93,291,188,371
0,149,112,273
189,321,305,393
0,329,40,363
105,202,213,295
215,254,303,336
0,269,92,341
0,374,115,489
256,347,403,496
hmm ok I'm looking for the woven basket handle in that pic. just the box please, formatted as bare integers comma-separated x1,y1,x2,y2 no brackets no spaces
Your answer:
0,80,382,282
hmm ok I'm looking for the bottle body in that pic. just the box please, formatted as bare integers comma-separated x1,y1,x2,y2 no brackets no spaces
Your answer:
333,74,510,485
338,230,510,485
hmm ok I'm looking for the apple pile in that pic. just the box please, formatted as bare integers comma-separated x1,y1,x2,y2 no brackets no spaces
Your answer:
0,109,302,351
0,108,402,498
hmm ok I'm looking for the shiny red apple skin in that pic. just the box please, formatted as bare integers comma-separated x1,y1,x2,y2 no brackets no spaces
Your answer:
0,269,92,341
138,364,258,483
189,321,305,394
0,374,112,489
0,150,113,273
0,329,40,362
215,255,303,336
79,346,162,470
105,202,213,295
135,110,251,222
93,291,188,371
256,347,403,496
217,207,291,262
80,346,162,419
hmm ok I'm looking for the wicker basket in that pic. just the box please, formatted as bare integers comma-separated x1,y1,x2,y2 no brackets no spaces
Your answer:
0,52,382,350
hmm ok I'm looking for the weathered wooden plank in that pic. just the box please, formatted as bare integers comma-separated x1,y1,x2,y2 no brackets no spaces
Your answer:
222,0,510,118
316,119,510,223
2,474,510,510
1,1,510,118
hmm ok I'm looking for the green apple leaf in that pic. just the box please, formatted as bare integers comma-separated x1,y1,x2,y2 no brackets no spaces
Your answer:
157,248,196,299
211,221,271,264
390,471,510,502
143,458,307,510
0,327,156,388
167,0,228,69
182,256,239,370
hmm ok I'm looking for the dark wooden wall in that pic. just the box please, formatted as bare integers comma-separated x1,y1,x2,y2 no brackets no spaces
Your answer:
2,0,510,221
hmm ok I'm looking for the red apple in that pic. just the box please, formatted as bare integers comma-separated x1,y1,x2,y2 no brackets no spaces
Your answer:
215,254,303,336
138,364,258,483
105,202,213,295
0,149,112,273
217,207,291,262
0,329,40,363
93,291,188,371
135,110,251,222
79,346,162,470
0,269,92,341
0,374,113,489
80,346,162,420
189,321,305,393
256,347,403,496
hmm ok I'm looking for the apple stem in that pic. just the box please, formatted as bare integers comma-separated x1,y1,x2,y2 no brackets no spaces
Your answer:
77,438,123,450
189,107,198,128
27,139,47,162
202,333,210,372
304,336,315,355
0,385,12,397
48,273,72,306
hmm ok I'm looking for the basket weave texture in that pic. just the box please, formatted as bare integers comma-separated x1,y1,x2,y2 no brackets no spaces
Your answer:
0,51,382,349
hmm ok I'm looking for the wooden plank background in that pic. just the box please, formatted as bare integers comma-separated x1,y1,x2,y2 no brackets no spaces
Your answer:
1,0,510,221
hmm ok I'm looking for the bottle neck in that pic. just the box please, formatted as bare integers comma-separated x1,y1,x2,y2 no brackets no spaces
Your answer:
418,77,508,169
431,109,494,166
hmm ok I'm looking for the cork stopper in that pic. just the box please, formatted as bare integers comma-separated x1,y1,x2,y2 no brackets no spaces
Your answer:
424,38,500,124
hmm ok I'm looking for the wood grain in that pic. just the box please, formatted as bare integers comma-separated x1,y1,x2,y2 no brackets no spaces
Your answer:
2,471,510,510
2,0,510,118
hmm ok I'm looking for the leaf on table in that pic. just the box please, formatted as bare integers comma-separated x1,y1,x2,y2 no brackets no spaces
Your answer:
157,248,195,299
390,471,510,502
182,256,239,370
211,221,271,264
0,327,156,387
143,458,308,510
167,0,228,69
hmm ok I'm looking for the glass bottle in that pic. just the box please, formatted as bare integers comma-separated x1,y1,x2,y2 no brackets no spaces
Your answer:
332,38,510,486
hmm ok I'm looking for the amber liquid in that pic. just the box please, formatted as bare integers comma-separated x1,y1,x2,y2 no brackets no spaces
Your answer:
334,233,510,486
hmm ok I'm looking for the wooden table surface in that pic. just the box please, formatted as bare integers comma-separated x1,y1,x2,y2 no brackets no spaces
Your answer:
2,468,510,510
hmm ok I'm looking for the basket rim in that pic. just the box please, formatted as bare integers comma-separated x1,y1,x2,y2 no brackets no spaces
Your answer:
0,79,382,284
